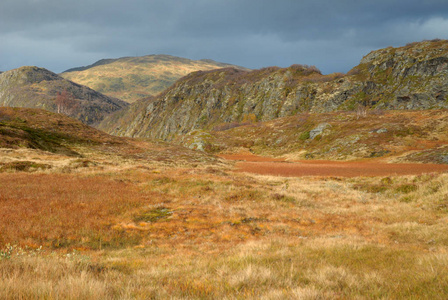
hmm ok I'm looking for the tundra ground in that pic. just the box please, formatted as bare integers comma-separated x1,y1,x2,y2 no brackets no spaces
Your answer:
1,155,448,299
2,107,448,298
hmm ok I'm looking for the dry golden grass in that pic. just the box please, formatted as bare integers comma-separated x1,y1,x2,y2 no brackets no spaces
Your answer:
1,162,448,298
2,237,448,299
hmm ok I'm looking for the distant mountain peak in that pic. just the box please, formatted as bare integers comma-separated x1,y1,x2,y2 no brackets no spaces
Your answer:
0,66,128,125
61,55,249,103
3,66,61,84
63,59,119,73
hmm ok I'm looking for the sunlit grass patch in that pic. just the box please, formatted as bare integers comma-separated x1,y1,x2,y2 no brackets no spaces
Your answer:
133,207,173,223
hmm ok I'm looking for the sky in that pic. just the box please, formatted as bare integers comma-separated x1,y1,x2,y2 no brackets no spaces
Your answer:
1,0,448,74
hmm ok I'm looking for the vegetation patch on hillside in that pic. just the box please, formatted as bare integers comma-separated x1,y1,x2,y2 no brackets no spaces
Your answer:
208,109,448,163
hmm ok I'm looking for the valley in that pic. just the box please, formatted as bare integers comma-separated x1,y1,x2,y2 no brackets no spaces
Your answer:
1,40,448,298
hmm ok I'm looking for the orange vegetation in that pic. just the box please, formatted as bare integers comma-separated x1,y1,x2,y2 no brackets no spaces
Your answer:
2,165,448,298
0,173,156,249
0,169,386,251
218,153,285,162
221,153,448,177
235,160,448,177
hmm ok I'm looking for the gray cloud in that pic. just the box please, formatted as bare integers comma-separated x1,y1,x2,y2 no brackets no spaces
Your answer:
1,0,448,74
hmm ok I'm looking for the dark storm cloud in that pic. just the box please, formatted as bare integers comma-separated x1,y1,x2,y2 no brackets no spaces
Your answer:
1,0,448,73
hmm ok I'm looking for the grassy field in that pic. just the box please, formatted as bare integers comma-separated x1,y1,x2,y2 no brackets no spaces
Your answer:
1,163,448,299
2,107,448,298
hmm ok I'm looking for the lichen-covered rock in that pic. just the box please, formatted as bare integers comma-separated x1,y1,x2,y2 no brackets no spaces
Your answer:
309,123,331,139
182,130,214,151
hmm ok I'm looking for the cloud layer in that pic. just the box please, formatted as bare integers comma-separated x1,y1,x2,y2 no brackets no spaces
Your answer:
1,0,448,73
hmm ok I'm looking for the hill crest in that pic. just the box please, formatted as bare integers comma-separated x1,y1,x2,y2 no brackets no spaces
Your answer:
0,66,128,125
61,55,249,103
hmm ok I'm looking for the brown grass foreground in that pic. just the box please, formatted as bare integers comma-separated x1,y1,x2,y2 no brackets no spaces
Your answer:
1,164,448,299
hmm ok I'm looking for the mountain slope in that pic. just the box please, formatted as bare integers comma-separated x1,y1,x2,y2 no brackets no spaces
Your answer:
0,106,118,157
0,106,218,167
210,109,448,163
0,66,128,125
61,55,249,103
98,40,448,141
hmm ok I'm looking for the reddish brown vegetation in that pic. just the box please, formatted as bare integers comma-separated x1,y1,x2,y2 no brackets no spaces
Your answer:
218,153,285,162
220,153,448,177
0,169,380,251
55,90,78,115
0,174,156,249
234,160,448,177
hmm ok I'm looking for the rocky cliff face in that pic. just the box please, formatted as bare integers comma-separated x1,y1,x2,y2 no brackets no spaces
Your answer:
98,40,448,140
0,66,128,125
351,40,448,109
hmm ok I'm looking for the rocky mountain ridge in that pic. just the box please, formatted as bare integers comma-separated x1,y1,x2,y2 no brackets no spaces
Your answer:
98,40,448,141
0,66,128,125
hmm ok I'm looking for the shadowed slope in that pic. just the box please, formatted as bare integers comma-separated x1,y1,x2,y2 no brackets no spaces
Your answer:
0,66,128,125
0,107,220,167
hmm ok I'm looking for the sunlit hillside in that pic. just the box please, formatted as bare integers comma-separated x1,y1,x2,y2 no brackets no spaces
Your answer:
61,55,249,103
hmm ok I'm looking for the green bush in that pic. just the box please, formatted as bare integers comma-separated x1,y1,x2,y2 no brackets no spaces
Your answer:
299,131,310,140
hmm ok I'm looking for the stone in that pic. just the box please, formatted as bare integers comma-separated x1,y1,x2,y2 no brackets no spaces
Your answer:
309,123,331,139
373,128,388,134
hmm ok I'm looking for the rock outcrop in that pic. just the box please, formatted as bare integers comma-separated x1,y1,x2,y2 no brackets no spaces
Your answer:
98,40,448,141
309,123,331,140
